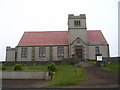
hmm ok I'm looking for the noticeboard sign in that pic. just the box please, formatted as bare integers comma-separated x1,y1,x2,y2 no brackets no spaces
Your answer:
97,56,102,61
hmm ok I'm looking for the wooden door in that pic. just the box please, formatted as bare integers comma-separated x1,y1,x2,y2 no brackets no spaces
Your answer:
75,46,82,59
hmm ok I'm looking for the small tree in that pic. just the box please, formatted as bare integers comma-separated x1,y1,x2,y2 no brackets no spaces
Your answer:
14,64,22,70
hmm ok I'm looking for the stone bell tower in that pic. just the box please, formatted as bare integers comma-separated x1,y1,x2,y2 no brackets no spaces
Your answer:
68,14,87,59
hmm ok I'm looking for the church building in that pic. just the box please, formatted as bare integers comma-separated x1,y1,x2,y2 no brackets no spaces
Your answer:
6,14,109,61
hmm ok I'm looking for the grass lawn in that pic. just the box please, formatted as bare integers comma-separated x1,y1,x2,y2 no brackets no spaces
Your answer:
48,65,87,86
87,61,120,74
102,64,120,74
2,64,87,86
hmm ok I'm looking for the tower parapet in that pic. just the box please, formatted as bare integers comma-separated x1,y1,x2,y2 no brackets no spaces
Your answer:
68,14,87,30
68,14,86,19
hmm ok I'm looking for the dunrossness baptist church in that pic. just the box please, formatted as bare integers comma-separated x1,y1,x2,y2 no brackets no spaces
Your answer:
6,14,109,61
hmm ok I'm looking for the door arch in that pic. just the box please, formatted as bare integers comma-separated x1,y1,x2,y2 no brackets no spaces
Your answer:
75,46,83,59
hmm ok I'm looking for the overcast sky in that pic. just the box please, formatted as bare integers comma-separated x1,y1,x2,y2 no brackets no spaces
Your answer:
0,0,119,61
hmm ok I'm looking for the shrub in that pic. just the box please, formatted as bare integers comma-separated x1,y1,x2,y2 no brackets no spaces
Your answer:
2,65,6,70
47,64,57,72
48,64,57,79
14,64,22,70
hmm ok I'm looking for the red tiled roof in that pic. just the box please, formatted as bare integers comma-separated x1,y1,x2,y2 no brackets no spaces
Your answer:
17,30,108,46
87,30,107,43
17,31,68,46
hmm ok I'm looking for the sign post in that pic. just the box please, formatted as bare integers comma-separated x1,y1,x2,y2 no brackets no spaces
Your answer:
97,55,102,61
96,54,104,67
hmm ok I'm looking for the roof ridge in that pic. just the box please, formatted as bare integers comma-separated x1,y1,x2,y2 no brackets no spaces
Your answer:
24,30,102,33
24,31,68,33
87,30,101,31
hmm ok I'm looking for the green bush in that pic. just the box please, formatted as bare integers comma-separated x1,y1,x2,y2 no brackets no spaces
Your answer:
49,71,56,76
47,64,57,72
14,64,22,70
2,65,6,70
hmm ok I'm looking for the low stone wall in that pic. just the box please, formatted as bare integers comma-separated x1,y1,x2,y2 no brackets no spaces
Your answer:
103,57,120,64
1,57,120,65
2,61,62,66
2,71,49,80
1,59,79,66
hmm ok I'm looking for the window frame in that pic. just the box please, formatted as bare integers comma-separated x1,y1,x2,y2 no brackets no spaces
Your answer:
21,47,28,58
74,20,81,27
39,47,46,57
96,46,100,54
57,47,64,57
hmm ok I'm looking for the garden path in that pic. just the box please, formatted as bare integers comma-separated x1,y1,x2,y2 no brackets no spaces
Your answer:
57,62,119,88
